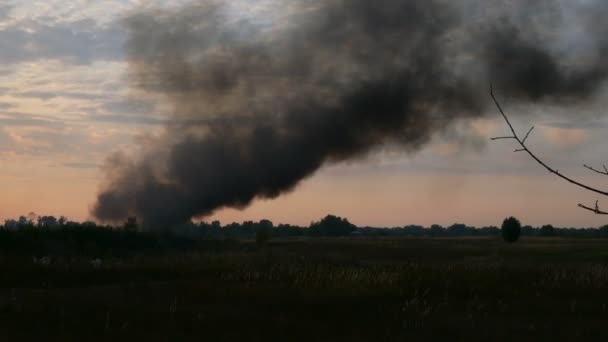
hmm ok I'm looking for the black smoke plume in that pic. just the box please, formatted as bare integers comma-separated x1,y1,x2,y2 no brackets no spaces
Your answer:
92,0,608,227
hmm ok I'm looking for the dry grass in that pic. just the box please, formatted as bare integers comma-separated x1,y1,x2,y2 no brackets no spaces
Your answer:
0,237,607,341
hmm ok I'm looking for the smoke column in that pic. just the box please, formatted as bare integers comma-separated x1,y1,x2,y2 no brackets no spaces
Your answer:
92,0,608,227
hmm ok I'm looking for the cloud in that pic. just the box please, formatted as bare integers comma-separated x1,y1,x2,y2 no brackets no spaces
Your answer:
542,126,589,146
541,120,608,130
0,18,124,64
0,4,13,22
430,143,461,157
0,112,64,128
0,128,15,149
92,114,167,126
100,99,158,115
63,162,99,169
14,90,109,101
469,119,499,137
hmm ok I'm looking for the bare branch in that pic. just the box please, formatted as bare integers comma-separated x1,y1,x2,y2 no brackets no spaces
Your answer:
491,136,515,141
521,126,535,144
490,85,519,139
584,164,608,176
490,85,608,197
578,201,608,215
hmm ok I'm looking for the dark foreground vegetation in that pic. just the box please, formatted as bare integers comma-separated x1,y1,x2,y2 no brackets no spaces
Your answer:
0,228,607,341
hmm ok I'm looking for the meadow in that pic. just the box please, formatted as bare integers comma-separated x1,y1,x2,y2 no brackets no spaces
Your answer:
1,235,608,341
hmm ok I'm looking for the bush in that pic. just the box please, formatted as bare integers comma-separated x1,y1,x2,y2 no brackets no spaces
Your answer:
501,217,521,243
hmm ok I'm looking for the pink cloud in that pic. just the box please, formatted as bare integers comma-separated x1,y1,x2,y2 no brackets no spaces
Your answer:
541,127,589,146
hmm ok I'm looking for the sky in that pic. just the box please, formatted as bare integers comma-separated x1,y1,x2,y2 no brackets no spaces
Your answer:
1,1,608,228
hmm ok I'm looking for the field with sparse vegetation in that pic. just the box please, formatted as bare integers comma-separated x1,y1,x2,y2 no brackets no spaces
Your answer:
1,235,608,341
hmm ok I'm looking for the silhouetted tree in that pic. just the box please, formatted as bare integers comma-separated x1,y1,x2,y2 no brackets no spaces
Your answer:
258,219,273,230
599,225,608,238
4,219,18,230
521,225,536,236
309,215,356,236
429,224,445,237
447,223,469,236
255,219,273,247
37,216,58,229
540,224,556,237
479,226,500,236
501,217,521,243
18,215,33,229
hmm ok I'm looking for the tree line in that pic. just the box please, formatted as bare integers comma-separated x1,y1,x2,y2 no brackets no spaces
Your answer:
3,213,608,239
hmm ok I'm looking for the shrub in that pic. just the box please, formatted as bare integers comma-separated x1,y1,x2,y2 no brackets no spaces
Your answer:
501,217,521,243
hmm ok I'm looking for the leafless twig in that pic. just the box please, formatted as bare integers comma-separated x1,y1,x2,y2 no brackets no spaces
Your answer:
490,85,608,215
578,201,608,215
584,164,608,176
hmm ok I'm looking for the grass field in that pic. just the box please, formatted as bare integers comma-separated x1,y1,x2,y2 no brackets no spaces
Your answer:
1,236,608,341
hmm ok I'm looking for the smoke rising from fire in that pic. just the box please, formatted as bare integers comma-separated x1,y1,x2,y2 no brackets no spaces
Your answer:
92,0,608,227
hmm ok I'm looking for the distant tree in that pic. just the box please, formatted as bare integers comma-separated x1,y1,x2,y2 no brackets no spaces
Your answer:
540,224,556,237
447,223,468,236
309,215,356,237
479,226,500,236
275,224,306,237
18,215,33,228
4,219,18,230
124,217,138,231
37,216,58,229
599,225,608,238
403,225,425,236
203,221,222,237
258,219,274,230
521,225,536,236
501,217,521,243
429,224,445,237
82,221,97,229
238,221,253,235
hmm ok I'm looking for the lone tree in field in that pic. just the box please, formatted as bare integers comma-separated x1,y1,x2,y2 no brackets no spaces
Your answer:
502,217,521,243
490,86,608,215
255,219,273,247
